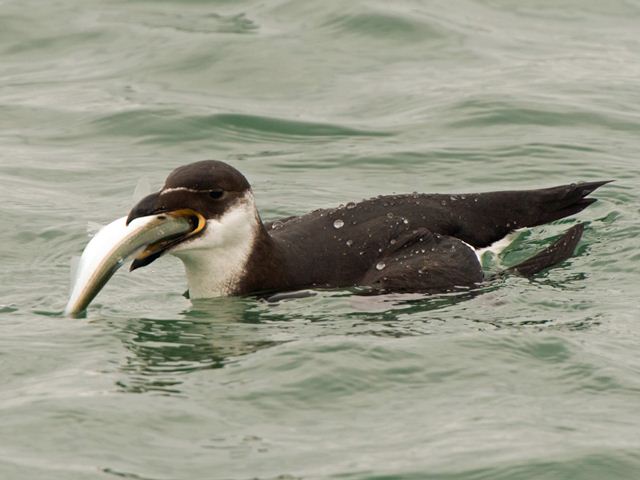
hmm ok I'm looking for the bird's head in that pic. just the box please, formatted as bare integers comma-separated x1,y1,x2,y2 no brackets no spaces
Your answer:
126,160,260,271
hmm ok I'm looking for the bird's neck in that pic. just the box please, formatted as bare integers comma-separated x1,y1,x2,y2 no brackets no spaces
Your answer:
175,240,256,298
171,201,287,298
235,223,290,295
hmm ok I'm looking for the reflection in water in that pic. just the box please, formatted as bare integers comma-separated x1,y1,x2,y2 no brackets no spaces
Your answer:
106,283,509,395
105,289,469,394
105,297,289,395
103,274,593,395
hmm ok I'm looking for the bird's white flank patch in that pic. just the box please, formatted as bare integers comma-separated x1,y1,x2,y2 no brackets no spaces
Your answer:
474,229,522,264
170,192,259,298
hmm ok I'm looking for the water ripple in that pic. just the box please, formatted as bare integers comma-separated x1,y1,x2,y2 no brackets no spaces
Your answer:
448,99,640,131
2,0,640,478
88,110,390,144
320,9,447,43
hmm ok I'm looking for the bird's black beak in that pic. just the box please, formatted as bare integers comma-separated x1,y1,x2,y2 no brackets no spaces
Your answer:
127,192,206,270
126,192,162,226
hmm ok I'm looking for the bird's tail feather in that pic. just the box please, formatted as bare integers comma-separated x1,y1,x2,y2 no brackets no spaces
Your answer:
505,223,585,277
534,181,610,225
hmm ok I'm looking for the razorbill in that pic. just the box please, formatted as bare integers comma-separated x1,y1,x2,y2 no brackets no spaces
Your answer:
121,160,610,299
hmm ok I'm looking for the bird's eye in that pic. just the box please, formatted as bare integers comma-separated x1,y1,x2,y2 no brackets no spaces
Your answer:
209,189,224,200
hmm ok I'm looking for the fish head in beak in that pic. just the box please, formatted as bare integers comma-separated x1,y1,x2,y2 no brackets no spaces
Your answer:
126,160,255,270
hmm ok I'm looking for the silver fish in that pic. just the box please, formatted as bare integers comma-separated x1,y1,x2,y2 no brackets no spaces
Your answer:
65,213,194,316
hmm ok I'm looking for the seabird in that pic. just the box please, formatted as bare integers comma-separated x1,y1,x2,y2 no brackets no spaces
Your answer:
123,160,609,298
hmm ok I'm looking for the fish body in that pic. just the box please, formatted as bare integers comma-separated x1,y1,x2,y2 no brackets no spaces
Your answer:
65,214,192,316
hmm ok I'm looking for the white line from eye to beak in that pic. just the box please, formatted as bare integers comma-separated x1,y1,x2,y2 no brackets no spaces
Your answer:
160,187,205,195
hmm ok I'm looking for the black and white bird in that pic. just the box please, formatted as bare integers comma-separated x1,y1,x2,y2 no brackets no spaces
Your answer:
125,160,608,298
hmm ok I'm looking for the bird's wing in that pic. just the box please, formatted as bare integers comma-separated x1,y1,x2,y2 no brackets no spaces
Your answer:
360,227,483,294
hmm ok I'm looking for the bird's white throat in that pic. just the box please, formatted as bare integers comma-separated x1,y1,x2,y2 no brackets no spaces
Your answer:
170,192,259,298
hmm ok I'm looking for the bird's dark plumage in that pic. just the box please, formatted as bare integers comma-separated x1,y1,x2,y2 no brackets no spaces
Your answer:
256,181,608,294
126,161,609,297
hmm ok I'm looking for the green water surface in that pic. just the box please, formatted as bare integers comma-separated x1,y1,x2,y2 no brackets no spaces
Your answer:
1,1,639,479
